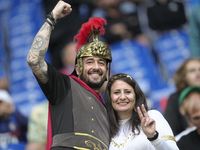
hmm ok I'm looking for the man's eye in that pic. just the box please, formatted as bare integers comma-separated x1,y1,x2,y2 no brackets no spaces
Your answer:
192,117,200,120
99,62,105,65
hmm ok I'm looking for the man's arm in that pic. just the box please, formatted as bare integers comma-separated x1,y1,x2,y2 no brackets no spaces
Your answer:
27,1,72,84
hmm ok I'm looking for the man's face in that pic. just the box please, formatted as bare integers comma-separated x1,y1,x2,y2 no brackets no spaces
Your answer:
187,92,200,130
78,56,107,89
185,60,200,86
0,101,13,119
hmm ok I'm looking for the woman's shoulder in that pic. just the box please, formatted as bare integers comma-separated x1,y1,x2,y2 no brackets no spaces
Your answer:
147,109,164,120
148,110,174,135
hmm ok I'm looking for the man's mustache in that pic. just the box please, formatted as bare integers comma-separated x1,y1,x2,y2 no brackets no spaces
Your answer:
88,70,103,75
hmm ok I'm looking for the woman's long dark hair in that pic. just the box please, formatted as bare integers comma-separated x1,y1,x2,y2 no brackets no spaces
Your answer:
104,73,148,140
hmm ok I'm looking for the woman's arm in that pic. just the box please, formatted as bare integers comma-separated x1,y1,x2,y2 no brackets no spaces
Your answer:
148,110,179,150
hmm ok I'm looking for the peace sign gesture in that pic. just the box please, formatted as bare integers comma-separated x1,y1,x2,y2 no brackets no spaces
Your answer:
137,104,157,138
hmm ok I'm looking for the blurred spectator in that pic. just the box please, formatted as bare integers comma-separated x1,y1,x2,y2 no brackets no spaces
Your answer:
147,0,187,32
175,86,198,141
42,0,94,70
0,90,27,149
0,77,9,91
0,66,9,91
177,86,200,149
58,41,77,75
164,58,200,136
175,125,196,142
25,100,48,150
189,5,200,58
92,0,150,46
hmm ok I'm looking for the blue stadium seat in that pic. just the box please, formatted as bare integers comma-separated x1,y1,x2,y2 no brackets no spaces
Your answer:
0,142,26,150
1,0,50,117
153,29,191,79
110,39,166,95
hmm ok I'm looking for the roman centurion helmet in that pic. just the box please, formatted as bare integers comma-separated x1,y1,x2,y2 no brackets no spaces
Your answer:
72,17,112,77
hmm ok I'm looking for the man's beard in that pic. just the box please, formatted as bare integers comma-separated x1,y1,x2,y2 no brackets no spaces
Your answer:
80,73,106,89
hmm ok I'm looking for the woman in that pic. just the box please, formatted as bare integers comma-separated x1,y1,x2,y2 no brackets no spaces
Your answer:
104,73,179,150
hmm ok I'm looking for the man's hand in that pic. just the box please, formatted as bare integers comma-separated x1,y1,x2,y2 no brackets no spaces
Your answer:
52,0,72,20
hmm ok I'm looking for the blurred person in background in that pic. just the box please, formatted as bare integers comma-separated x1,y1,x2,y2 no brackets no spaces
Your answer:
0,67,9,91
189,5,200,58
0,77,9,91
58,41,77,75
175,87,197,142
25,100,48,150
92,0,150,46
164,58,200,136
147,0,187,32
177,86,200,149
0,90,27,149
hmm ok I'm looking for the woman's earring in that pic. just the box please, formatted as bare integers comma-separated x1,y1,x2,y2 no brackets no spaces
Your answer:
134,107,137,112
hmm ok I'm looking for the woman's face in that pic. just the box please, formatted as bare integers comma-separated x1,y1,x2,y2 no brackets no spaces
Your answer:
111,80,136,119
185,60,200,86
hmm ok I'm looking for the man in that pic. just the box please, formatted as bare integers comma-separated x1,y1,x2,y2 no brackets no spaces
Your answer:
177,86,200,150
27,1,112,150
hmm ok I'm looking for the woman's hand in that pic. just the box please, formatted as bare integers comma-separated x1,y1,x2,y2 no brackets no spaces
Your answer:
137,104,156,138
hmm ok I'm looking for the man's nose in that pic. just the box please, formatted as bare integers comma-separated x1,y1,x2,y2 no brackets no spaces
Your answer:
92,62,100,69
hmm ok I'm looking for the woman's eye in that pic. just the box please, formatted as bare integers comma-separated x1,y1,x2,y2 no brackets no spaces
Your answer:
125,91,131,94
114,92,119,94
188,69,195,73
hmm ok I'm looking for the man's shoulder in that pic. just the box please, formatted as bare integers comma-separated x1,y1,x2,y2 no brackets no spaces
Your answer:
178,130,197,142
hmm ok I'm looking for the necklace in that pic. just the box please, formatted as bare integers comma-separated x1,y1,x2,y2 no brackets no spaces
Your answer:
111,132,132,148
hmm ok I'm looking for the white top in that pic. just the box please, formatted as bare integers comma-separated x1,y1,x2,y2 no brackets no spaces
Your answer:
0,89,13,104
109,110,179,150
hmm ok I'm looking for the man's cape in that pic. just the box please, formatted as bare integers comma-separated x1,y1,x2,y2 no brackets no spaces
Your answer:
45,75,104,150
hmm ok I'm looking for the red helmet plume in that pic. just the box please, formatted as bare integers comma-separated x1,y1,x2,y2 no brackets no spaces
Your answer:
74,17,107,52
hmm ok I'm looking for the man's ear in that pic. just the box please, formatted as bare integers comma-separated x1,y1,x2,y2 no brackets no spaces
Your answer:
179,106,185,116
75,64,79,76
106,66,109,79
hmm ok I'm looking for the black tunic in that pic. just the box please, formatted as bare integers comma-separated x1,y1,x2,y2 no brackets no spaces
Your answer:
36,63,109,150
177,129,200,150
